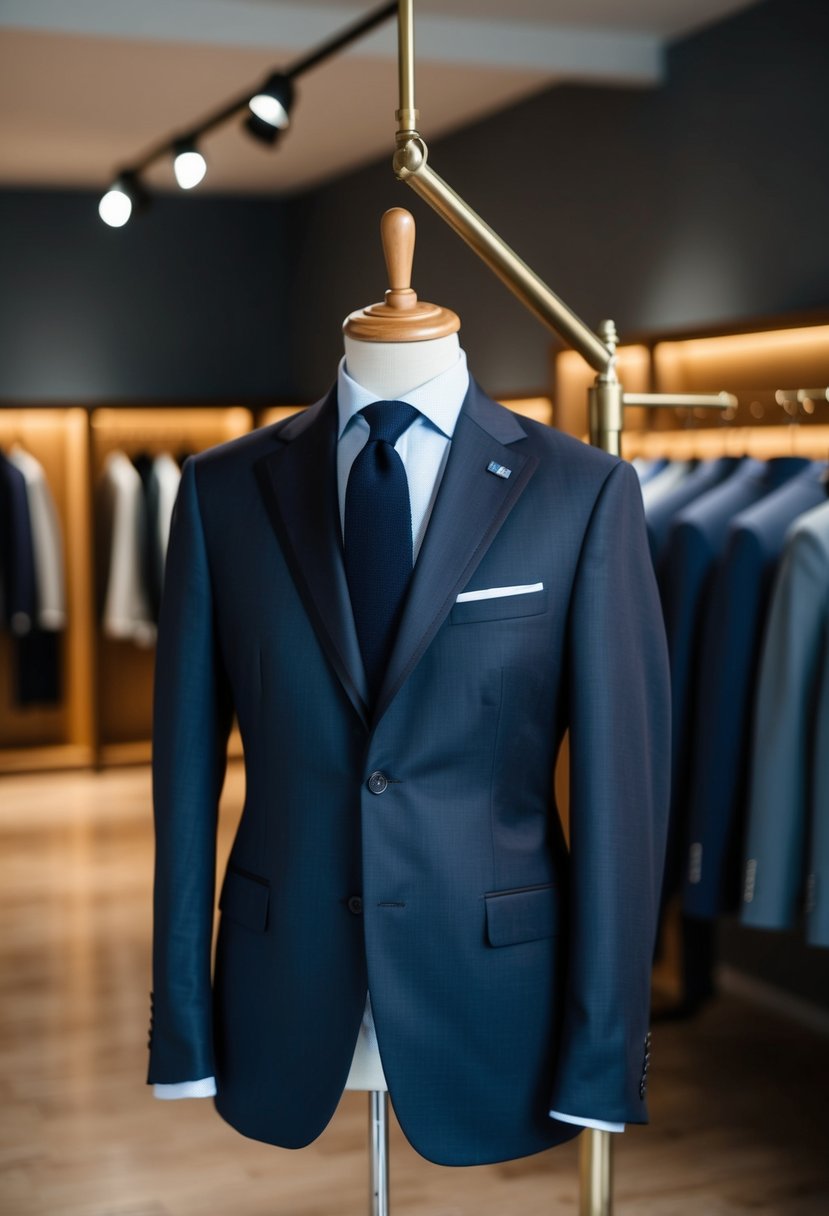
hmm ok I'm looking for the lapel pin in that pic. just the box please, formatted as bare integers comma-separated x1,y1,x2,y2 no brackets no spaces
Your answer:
487,461,512,479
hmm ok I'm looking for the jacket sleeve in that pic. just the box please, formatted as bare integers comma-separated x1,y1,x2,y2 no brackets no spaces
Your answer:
549,458,670,1125
147,456,234,1085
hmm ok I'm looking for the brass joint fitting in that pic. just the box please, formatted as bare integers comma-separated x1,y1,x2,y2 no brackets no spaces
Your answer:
392,134,427,180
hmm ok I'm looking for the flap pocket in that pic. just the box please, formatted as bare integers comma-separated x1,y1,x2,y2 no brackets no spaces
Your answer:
219,865,270,933
484,883,559,947
451,589,548,625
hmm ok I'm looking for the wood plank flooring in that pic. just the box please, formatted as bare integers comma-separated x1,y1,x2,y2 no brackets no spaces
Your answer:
1,761,827,1215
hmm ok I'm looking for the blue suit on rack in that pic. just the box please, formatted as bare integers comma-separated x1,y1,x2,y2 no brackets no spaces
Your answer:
645,457,740,566
657,457,809,910
148,379,670,1165
683,462,828,919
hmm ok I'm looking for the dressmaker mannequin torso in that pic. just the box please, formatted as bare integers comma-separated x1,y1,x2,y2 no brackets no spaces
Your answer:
149,208,663,1159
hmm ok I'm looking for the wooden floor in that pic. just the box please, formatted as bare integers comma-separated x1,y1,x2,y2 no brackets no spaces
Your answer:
1,761,828,1216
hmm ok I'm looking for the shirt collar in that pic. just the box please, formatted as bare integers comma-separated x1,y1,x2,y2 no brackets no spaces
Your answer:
336,348,469,440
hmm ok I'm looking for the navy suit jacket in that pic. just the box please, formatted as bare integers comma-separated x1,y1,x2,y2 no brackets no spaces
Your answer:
148,380,670,1165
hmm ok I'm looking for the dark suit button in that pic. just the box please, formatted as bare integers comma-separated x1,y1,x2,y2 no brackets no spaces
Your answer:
367,771,389,795
348,896,363,915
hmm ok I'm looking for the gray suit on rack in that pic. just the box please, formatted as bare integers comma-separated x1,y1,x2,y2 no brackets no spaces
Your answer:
742,496,829,948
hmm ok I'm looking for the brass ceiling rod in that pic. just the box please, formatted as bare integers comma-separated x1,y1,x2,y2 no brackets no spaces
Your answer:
391,0,613,376
390,2,732,461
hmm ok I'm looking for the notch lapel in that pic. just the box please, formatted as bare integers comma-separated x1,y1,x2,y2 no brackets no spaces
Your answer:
373,380,539,724
254,388,370,726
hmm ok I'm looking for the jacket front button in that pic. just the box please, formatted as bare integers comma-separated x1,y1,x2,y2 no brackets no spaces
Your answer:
348,895,363,915
367,771,388,795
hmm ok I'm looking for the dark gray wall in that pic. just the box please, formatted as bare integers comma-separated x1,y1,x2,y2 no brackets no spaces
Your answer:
1,0,825,405
288,0,829,400
0,189,293,403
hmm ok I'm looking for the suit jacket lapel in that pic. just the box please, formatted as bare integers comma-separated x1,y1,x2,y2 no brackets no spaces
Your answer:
255,388,370,726
373,379,538,724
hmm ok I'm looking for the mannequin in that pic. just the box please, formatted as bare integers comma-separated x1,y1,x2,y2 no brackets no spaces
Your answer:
149,205,667,1177
153,208,630,1124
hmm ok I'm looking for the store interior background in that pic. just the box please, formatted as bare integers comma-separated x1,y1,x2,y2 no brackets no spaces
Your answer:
1,0,828,1212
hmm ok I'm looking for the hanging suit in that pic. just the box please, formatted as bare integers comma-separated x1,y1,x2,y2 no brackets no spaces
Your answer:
0,448,60,706
654,457,810,1009
657,457,809,912
148,378,670,1166
0,450,37,639
6,444,66,706
741,497,829,948
683,462,828,919
645,457,740,566
632,457,668,486
640,459,695,512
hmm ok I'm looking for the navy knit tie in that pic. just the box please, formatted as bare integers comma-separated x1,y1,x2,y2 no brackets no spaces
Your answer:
344,400,419,704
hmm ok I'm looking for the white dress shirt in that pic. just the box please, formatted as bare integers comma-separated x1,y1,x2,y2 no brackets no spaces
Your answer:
155,350,624,1132
98,450,156,647
151,452,183,574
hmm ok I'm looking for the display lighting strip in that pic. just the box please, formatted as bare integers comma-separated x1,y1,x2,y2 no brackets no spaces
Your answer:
98,0,397,227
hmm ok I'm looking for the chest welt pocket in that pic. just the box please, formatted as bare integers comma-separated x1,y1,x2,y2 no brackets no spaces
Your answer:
450,589,548,625
219,865,270,933
484,882,559,947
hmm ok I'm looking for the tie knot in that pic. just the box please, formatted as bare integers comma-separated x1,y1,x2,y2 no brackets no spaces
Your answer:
360,400,419,447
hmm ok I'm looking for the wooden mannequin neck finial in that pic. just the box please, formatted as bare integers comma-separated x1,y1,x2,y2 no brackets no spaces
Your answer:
343,208,460,343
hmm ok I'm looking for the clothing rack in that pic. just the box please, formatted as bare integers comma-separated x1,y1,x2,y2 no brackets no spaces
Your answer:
0,407,255,773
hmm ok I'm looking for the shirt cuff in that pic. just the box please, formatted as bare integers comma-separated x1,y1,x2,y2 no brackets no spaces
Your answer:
154,1076,217,1100
549,1109,625,1133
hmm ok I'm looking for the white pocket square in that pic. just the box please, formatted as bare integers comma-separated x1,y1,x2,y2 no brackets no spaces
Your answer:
455,582,544,603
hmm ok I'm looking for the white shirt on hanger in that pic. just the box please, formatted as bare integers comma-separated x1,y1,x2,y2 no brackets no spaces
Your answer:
98,450,156,647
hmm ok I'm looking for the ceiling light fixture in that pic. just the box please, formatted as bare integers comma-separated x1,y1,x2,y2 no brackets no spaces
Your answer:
247,73,294,133
98,172,149,228
172,138,208,190
98,1,396,225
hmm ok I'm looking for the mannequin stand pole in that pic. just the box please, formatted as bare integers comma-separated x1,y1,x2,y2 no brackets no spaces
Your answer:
369,1091,390,1216
579,1130,613,1216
